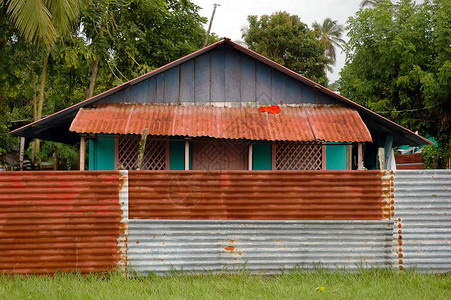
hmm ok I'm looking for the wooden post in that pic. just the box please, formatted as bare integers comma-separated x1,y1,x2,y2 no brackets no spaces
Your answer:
184,139,190,170
135,128,148,170
203,4,220,47
79,136,86,171
19,137,25,171
322,143,327,170
346,145,352,170
54,145,59,170
357,143,363,170
165,140,170,170
31,140,35,169
377,147,386,170
115,136,119,170
248,143,253,170
271,142,276,170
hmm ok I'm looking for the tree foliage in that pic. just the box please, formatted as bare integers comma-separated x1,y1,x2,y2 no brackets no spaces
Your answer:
339,0,450,153
0,0,209,167
312,18,345,67
242,11,330,86
0,0,88,48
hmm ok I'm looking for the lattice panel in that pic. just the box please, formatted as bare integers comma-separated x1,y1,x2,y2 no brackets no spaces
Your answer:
118,135,167,170
192,139,249,170
276,142,322,170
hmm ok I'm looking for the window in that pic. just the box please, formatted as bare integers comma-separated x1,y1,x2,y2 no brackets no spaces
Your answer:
191,139,249,170
274,142,323,170
118,135,168,170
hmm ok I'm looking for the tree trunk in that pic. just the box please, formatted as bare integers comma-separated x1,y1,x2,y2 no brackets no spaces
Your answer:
85,55,100,99
35,53,49,168
54,145,59,170
31,64,37,167
135,128,148,170
37,54,49,120
32,65,37,119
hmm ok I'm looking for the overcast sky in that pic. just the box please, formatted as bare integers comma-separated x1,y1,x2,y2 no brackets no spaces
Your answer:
192,0,363,83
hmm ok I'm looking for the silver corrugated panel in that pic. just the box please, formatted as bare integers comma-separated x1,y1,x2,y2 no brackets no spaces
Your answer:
393,170,451,273
127,220,393,275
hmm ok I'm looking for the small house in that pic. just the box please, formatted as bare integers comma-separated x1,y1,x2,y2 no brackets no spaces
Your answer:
11,39,432,170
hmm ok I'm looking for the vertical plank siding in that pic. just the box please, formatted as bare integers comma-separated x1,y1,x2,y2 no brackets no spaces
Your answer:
98,47,342,106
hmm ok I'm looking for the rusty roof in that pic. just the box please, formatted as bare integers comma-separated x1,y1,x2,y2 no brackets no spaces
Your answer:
69,104,372,143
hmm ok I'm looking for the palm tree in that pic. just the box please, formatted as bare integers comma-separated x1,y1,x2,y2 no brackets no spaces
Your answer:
1,0,87,48
0,0,87,164
312,18,345,67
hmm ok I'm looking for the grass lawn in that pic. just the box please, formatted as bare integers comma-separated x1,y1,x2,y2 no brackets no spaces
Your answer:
0,269,449,300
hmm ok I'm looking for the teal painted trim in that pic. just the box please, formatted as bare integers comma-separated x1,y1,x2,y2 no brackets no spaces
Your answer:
398,135,437,151
253,143,272,170
170,141,185,170
326,143,347,170
88,139,95,170
427,135,438,147
92,135,115,170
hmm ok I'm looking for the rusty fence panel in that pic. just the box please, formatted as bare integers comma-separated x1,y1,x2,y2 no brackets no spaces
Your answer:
126,170,394,274
0,171,127,274
128,171,393,220
393,170,451,273
127,220,394,275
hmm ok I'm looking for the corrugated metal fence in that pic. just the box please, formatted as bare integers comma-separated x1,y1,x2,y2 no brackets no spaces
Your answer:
127,170,394,274
128,171,393,220
0,171,128,274
393,170,451,273
127,220,393,275
0,170,449,274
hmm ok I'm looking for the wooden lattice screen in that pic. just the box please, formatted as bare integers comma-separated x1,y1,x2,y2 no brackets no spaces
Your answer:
192,139,249,170
118,135,168,170
275,142,323,170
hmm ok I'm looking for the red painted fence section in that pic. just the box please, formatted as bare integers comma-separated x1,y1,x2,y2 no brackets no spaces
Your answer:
395,153,425,170
128,170,393,220
0,171,125,274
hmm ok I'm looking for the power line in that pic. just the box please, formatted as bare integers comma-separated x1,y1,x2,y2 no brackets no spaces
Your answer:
375,103,444,114
6,115,51,124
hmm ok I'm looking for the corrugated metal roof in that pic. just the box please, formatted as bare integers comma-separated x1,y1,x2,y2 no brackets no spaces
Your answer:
70,104,372,142
306,105,373,142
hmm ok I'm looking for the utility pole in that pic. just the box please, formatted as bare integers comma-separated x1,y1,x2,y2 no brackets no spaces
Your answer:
203,3,220,47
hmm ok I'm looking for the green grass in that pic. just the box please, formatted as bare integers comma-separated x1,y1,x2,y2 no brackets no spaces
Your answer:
0,269,449,300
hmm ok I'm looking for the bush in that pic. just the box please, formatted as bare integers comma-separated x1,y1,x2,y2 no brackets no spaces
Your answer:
422,145,450,169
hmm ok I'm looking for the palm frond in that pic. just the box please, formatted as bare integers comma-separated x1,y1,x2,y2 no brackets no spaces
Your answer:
5,0,55,46
46,0,87,36
312,17,345,64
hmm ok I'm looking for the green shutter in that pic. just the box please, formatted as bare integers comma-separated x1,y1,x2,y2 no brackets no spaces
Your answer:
169,141,185,170
252,143,272,170
89,135,115,170
326,143,347,170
